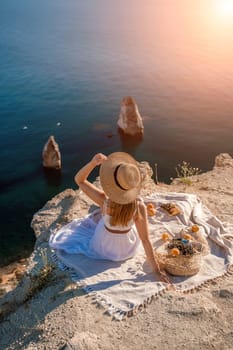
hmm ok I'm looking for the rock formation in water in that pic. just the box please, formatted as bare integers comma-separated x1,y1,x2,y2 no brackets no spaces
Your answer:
42,135,61,169
117,96,144,136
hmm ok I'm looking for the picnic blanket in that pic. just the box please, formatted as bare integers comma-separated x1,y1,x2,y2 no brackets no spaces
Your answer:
50,192,233,320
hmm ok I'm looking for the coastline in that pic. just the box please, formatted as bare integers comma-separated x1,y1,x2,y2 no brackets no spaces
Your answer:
0,153,233,349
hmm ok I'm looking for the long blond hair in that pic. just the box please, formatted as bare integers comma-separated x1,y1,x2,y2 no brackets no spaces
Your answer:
109,200,137,227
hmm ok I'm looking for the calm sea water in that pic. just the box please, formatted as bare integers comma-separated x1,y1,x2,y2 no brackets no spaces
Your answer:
0,0,232,266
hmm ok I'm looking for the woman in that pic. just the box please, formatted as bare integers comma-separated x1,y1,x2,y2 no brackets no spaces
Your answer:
50,151,170,283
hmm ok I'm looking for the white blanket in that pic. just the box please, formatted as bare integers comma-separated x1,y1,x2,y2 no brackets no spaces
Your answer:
51,192,233,320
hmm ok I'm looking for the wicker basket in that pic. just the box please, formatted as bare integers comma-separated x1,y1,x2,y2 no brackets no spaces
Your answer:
163,252,202,276
155,243,203,277
155,226,210,277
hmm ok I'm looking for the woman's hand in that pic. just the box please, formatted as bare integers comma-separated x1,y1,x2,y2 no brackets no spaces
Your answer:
159,270,172,284
155,267,173,285
91,153,107,166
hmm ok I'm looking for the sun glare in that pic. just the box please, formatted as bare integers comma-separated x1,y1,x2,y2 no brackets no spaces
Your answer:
215,0,233,17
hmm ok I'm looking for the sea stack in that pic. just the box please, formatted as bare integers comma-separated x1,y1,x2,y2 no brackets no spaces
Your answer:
42,135,61,169
117,96,144,136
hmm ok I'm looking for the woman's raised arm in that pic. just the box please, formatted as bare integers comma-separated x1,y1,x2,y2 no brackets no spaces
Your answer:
74,153,107,207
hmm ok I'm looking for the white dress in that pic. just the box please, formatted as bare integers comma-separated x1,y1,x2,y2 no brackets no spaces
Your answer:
49,201,142,262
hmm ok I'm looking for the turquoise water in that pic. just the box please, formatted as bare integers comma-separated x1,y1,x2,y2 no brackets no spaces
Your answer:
0,0,233,265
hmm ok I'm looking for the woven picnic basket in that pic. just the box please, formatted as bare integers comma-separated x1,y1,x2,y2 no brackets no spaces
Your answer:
155,231,209,277
158,251,202,276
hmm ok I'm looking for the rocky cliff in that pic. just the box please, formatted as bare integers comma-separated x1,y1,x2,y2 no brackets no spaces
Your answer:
0,153,233,350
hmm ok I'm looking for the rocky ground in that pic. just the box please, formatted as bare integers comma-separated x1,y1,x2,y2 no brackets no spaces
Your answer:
0,153,233,350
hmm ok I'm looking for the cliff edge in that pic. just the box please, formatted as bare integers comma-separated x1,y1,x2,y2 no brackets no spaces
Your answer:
0,153,233,350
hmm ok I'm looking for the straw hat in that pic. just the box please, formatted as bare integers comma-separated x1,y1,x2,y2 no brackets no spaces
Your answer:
100,152,141,204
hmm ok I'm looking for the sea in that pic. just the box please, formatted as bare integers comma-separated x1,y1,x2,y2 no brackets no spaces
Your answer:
0,0,233,266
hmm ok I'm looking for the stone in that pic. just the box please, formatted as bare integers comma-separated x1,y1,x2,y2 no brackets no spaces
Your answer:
64,331,99,350
42,135,61,169
214,153,233,168
219,288,233,298
117,96,144,136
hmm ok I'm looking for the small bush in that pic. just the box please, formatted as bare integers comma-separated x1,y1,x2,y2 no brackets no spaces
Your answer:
28,249,55,298
174,161,201,185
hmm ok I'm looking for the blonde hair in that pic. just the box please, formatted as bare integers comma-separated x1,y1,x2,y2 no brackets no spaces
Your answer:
109,200,137,227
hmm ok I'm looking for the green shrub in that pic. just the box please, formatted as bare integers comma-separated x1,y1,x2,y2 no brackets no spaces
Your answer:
174,161,201,185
